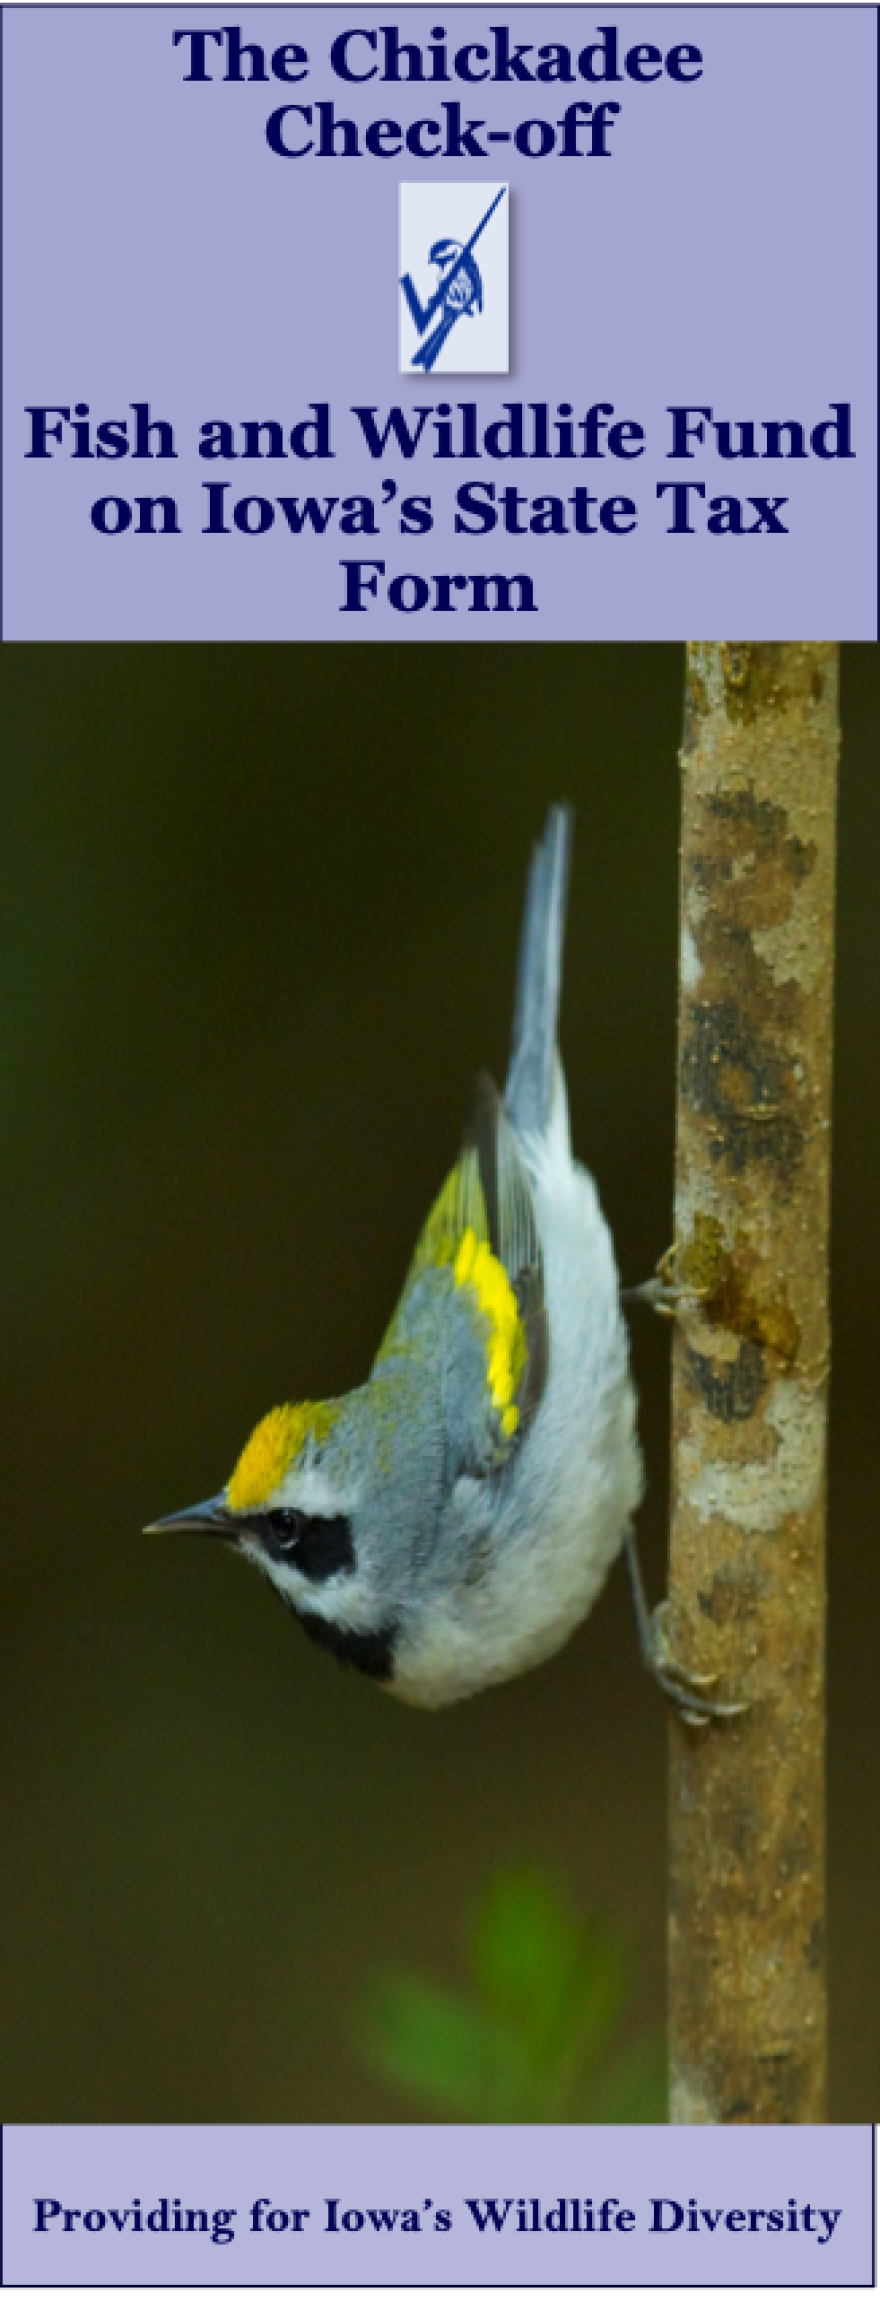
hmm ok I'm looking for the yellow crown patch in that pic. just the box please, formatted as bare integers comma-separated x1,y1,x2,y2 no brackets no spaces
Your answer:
454,1228,525,1439
227,1399,340,1511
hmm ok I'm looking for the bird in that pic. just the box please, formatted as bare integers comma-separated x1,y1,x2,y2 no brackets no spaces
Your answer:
146,808,735,1721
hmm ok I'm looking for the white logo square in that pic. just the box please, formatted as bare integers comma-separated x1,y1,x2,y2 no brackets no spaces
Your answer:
399,182,510,377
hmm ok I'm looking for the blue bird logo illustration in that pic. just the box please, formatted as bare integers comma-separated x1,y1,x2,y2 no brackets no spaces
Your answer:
400,187,506,373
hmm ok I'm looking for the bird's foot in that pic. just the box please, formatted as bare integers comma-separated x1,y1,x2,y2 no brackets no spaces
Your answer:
621,1243,708,1319
625,1537,749,1729
643,1597,748,1728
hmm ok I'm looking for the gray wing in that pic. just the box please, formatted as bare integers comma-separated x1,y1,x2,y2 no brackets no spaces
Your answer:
462,1071,548,1442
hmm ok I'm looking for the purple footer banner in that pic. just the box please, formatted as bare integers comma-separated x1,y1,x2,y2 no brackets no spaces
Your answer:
0,2123,875,2286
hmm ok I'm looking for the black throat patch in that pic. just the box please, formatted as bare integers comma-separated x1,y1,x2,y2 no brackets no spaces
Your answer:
294,1609,397,1682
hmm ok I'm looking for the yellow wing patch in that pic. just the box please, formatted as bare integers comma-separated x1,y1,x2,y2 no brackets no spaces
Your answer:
227,1398,340,1510
409,1160,487,1276
454,1227,526,1439
376,1158,528,1440
375,1155,487,1366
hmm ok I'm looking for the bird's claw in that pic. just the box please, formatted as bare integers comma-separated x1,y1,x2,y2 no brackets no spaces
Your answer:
649,1600,719,1688
621,1245,708,1319
645,1602,749,1727
625,1538,749,1729
631,1276,708,1318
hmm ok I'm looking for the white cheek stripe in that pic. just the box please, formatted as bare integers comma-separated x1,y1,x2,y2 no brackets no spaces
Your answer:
240,1529,384,1637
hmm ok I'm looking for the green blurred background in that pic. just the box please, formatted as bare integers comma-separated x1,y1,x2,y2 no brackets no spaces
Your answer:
2,643,877,2120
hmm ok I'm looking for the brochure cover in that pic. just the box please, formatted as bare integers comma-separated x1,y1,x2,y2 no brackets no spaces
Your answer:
1,1,878,2292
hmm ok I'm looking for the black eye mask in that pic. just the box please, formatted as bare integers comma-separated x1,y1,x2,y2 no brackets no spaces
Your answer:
256,1509,356,1583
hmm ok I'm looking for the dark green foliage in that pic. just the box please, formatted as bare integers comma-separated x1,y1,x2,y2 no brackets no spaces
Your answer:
359,1868,665,2121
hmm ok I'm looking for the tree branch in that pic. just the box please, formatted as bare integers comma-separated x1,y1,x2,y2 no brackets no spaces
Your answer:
668,642,838,2124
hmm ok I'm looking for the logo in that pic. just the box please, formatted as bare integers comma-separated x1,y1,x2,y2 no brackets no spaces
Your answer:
399,184,509,376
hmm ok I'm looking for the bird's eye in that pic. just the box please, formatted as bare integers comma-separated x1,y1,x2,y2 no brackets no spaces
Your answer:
262,1509,355,1582
263,1508,306,1552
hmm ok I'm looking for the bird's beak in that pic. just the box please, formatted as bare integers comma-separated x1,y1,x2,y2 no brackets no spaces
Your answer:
143,1494,235,1541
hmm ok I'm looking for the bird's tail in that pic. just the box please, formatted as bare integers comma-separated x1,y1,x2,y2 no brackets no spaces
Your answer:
504,805,572,1141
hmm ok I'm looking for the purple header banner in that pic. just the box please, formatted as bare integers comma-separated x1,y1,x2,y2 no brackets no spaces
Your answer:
1,2121,875,2286
3,5,877,640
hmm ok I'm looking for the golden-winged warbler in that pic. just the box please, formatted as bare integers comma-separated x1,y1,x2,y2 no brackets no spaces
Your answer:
147,808,734,1721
